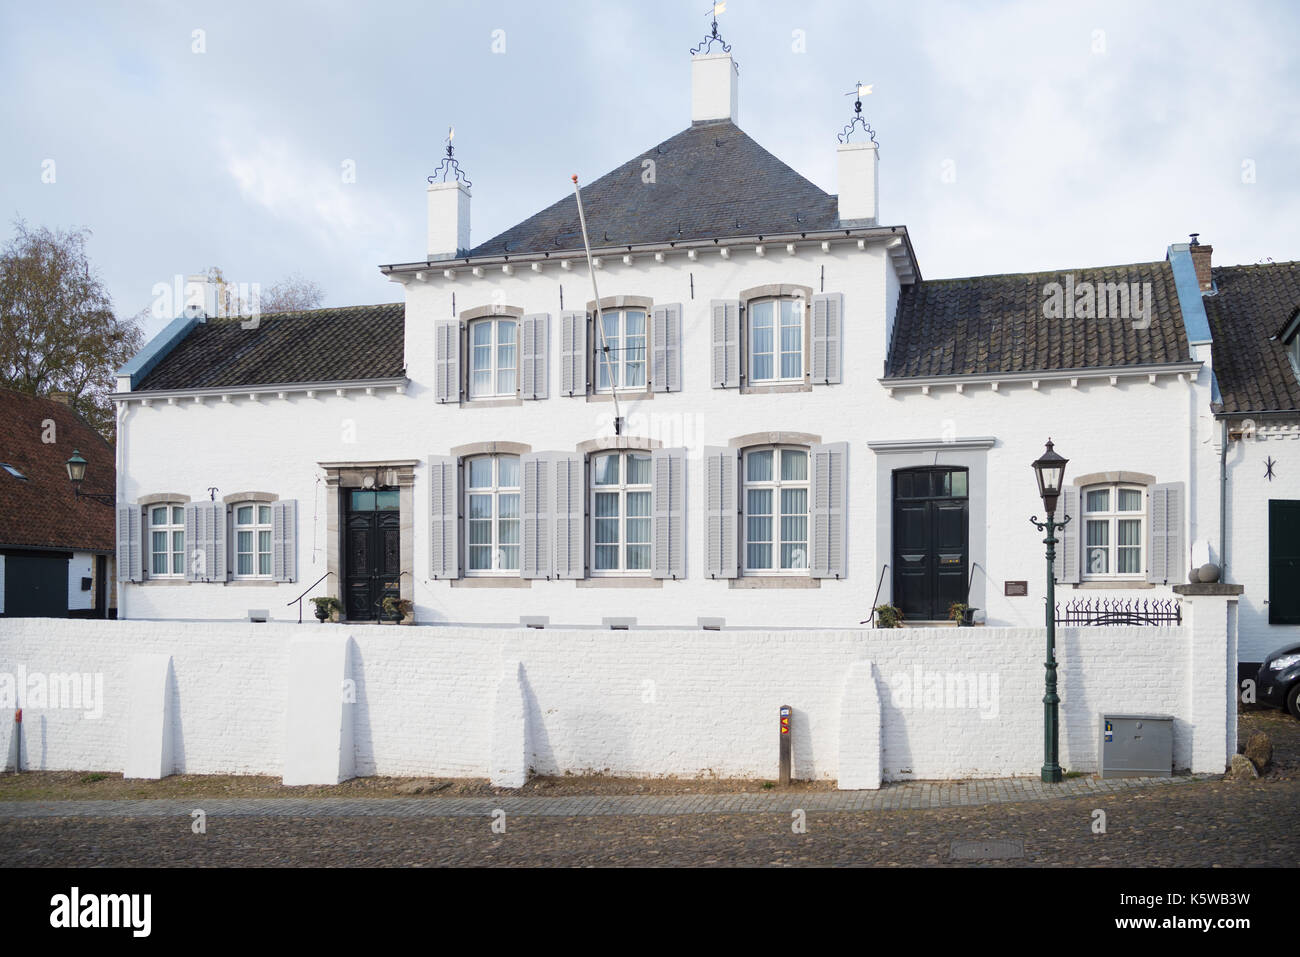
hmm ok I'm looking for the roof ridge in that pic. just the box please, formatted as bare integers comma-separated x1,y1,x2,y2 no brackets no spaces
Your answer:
202,301,403,324
914,260,1169,286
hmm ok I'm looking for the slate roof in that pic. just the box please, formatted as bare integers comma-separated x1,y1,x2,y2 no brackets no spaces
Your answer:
0,389,115,552
134,303,405,392
1203,261,1300,415
885,261,1191,379
463,121,843,259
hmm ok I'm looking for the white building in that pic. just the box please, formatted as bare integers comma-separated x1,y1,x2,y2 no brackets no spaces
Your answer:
112,50,1232,636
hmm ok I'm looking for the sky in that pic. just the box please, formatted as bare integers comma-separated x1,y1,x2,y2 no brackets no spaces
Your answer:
3,0,1299,341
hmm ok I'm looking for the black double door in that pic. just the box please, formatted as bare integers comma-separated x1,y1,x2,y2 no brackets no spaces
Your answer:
892,468,969,622
343,489,401,621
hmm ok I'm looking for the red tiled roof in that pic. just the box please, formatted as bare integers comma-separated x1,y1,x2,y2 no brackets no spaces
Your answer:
0,389,115,552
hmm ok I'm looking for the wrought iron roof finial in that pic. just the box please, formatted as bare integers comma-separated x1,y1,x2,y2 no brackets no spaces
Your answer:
837,81,879,146
690,2,739,72
428,125,472,187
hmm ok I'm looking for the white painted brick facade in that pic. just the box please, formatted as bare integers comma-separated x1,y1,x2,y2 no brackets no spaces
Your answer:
0,611,1234,781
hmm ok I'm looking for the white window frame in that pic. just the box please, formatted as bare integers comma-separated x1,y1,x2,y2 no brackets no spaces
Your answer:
1081,483,1146,581
589,451,653,577
1286,330,1300,379
148,503,186,578
594,308,647,393
747,297,805,385
742,445,810,576
467,316,518,399
233,503,274,579
464,454,521,576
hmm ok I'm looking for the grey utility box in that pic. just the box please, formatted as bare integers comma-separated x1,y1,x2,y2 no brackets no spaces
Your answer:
1099,713,1174,779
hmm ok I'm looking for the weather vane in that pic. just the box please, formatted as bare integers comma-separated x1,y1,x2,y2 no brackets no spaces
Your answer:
691,2,738,70
428,126,472,187
838,81,879,145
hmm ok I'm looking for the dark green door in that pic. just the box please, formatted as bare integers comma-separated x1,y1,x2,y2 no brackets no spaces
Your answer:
1269,500,1300,624
3,552,71,618
892,468,969,621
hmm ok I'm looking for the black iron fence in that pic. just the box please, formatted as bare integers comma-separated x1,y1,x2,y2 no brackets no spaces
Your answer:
1054,597,1182,627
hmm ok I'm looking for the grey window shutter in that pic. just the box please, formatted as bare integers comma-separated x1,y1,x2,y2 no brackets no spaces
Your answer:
704,446,738,578
429,454,460,579
272,500,298,582
184,503,201,581
1147,482,1185,584
1058,485,1081,584
520,453,552,579
434,319,460,404
559,310,587,396
117,504,141,582
553,453,585,580
651,303,683,393
519,313,550,400
210,502,228,582
651,447,686,579
710,299,740,388
809,442,848,578
811,292,844,385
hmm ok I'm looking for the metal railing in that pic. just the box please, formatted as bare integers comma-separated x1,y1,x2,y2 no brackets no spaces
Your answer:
1054,597,1181,627
287,571,334,623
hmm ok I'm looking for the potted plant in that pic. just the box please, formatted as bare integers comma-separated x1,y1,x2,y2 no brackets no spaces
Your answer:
948,601,977,627
873,604,904,629
381,596,414,625
310,596,342,623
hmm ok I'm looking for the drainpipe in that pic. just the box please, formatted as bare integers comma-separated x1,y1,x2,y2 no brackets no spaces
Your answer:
1219,418,1228,582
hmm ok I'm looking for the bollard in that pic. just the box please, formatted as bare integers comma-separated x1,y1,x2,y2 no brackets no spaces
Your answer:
779,704,791,787
8,707,21,774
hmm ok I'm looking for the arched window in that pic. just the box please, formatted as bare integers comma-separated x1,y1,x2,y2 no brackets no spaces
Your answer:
590,450,652,574
233,503,273,578
1082,484,1145,578
742,445,809,573
465,454,520,573
468,317,517,398
148,503,185,577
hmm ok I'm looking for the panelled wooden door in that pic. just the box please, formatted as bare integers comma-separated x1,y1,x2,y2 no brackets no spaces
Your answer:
892,468,969,622
1269,499,1300,625
343,489,401,621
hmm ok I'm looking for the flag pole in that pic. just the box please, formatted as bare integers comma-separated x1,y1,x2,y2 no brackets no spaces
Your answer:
571,175,622,434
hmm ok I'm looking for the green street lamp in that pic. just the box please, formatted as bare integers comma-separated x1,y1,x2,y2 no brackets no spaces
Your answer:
1030,439,1070,784
65,449,114,506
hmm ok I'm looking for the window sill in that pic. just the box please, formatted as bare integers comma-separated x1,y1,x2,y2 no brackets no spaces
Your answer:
451,577,532,588
463,396,523,408
1072,581,1157,590
577,577,663,588
729,577,820,589
137,578,189,586
227,579,278,587
586,390,653,403
740,381,813,395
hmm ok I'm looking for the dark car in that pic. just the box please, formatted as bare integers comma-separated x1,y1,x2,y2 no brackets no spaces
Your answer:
1256,643,1300,719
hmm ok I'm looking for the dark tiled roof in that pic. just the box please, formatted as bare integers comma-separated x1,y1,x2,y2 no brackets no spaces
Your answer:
1204,261,1300,415
134,303,404,391
0,389,115,552
466,121,842,259
885,261,1191,378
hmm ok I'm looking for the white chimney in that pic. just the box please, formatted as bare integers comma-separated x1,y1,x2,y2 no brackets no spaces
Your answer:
427,181,471,259
691,52,738,124
837,142,879,224
183,273,217,320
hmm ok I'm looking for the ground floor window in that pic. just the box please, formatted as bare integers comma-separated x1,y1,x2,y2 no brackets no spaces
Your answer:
149,504,185,577
1083,484,1145,579
743,446,809,573
591,451,651,574
466,455,520,573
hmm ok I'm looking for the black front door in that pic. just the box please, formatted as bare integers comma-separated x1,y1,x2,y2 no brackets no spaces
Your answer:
1269,499,1300,625
892,468,969,622
343,489,401,621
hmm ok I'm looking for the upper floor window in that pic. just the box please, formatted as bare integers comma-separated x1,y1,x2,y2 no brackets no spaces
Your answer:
234,504,273,578
743,446,809,574
468,317,517,398
591,451,651,574
466,454,520,574
748,298,804,383
1082,484,1145,578
1286,327,1300,379
149,504,185,577
595,308,646,392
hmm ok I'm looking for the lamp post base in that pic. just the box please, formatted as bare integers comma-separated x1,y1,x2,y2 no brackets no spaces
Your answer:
1041,765,1063,784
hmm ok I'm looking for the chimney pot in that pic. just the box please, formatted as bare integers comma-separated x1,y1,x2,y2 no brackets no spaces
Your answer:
691,53,738,124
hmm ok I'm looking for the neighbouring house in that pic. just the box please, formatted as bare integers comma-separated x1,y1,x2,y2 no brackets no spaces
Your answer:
0,389,116,618
112,47,1236,634
1198,254,1300,668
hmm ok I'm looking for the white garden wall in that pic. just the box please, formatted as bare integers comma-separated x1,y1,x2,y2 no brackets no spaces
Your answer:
0,595,1237,784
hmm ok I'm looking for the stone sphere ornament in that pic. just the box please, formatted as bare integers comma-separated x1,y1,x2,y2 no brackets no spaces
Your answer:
1198,563,1221,584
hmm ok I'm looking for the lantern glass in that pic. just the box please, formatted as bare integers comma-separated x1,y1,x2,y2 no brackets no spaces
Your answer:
66,451,87,483
1031,440,1068,510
